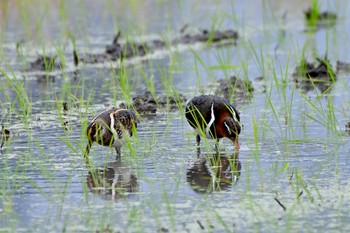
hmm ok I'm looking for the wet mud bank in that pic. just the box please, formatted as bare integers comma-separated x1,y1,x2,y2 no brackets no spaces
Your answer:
79,29,238,65
25,28,238,73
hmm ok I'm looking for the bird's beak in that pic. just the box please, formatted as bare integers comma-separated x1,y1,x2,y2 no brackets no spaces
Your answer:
232,138,240,151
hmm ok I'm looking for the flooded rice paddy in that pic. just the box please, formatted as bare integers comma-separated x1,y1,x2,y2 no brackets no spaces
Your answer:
1,0,350,232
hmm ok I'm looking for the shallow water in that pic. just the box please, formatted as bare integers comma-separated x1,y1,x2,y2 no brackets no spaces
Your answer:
1,0,350,232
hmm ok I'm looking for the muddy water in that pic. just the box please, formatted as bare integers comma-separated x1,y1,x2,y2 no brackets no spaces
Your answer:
1,0,350,232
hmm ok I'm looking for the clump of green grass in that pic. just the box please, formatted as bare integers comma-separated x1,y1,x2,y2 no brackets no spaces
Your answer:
293,55,336,82
300,89,341,136
0,71,33,139
113,61,132,105
305,0,321,28
304,0,337,29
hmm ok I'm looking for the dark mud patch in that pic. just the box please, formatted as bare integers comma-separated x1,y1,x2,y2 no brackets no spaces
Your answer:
293,56,336,93
336,61,350,73
77,28,238,66
186,155,241,193
120,91,187,114
173,28,238,45
293,57,336,79
304,8,337,30
211,76,254,104
105,31,150,59
29,55,63,71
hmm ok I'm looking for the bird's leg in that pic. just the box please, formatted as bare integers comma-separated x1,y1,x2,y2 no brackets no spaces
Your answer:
234,138,240,151
196,146,201,158
196,134,201,157
85,140,93,158
83,141,93,168
214,139,220,155
196,134,201,147
115,147,121,160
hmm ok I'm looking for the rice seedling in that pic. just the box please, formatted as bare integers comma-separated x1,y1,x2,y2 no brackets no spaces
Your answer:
305,0,321,28
113,61,132,105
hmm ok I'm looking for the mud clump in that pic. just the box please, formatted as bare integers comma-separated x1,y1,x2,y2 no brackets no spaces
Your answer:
293,57,336,80
82,53,111,64
293,56,336,93
128,91,157,114
304,8,337,29
120,91,187,114
29,55,63,71
105,31,150,59
336,61,350,73
212,76,254,104
172,29,238,45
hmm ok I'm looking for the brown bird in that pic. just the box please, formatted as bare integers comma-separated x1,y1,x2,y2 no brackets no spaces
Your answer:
85,108,137,159
185,95,241,152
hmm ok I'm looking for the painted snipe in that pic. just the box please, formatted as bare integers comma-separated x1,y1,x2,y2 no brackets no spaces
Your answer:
185,95,241,152
85,108,138,159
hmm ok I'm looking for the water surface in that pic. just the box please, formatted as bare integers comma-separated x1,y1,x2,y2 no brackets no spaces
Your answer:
1,0,350,232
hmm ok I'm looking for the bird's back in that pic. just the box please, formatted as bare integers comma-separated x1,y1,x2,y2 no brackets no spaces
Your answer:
186,95,235,127
86,108,137,146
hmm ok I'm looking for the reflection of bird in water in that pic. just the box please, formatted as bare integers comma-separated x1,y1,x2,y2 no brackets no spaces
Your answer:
87,159,138,200
186,153,241,193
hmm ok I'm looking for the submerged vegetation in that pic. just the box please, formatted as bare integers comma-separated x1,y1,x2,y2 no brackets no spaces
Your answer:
0,0,350,232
